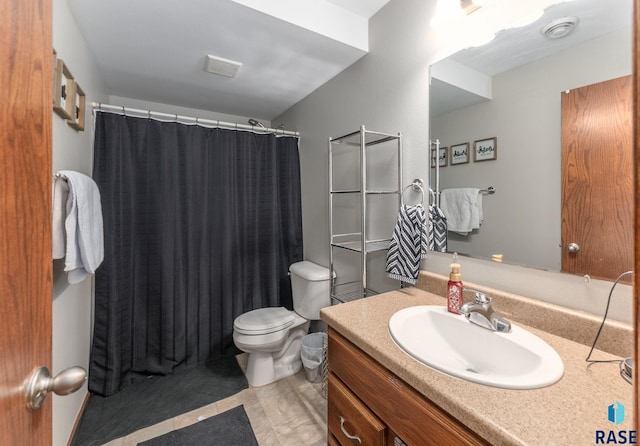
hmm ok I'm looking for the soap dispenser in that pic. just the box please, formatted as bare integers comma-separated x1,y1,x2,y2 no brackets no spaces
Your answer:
447,262,463,314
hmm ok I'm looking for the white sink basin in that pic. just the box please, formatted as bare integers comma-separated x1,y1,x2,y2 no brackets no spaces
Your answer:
388,306,564,389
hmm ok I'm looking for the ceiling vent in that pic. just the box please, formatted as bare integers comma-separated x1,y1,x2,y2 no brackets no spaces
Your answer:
541,16,579,39
204,54,242,78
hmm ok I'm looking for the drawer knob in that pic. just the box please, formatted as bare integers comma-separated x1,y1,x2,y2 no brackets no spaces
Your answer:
339,416,362,444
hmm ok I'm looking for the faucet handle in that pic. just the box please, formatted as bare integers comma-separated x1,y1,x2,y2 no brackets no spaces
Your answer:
463,288,491,304
476,292,491,305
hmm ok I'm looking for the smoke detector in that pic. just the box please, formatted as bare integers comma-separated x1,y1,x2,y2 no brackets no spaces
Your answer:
541,16,579,39
204,54,242,78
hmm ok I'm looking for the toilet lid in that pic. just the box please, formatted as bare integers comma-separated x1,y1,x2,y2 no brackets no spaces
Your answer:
234,307,295,334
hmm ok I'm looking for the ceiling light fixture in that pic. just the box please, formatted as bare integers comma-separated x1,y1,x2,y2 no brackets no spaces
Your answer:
431,0,466,30
471,0,500,7
204,54,242,78
460,0,481,14
541,16,578,39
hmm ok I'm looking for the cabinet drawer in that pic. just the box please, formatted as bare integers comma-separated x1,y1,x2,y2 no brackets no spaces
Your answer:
328,373,386,445
328,329,490,446
328,433,341,446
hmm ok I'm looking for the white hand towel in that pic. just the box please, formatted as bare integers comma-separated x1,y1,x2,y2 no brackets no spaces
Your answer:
58,170,104,284
439,188,482,235
52,176,69,259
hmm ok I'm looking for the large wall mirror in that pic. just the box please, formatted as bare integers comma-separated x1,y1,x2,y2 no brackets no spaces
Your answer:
428,0,632,280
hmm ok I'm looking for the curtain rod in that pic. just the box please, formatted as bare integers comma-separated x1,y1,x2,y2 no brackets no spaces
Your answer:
91,102,300,137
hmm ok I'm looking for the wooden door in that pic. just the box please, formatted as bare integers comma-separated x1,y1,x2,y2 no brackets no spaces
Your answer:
561,76,633,281
0,0,53,444
633,0,639,425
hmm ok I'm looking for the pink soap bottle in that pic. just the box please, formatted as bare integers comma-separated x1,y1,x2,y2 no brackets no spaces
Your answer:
447,262,462,314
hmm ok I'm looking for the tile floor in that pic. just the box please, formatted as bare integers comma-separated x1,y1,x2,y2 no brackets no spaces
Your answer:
102,354,328,446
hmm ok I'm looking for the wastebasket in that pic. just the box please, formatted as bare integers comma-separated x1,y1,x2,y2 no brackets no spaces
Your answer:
301,332,327,383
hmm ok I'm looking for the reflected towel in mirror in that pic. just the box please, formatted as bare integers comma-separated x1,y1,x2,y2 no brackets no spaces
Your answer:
440,188,482,235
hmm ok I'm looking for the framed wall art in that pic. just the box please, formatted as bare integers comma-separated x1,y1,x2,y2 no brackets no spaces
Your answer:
474,137,497,162
431,147,448,168
67,81,86,131
450,142,469,165
53,57,75,120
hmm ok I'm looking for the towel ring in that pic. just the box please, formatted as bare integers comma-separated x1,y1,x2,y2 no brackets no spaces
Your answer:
401,183,424,205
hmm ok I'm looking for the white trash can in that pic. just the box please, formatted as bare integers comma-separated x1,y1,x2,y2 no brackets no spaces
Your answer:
300,332,327,383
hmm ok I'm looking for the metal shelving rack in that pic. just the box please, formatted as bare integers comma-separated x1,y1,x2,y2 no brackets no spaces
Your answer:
329,125,402,303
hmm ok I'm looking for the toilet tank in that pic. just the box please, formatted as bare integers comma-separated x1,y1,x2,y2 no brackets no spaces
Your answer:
289,261,333,320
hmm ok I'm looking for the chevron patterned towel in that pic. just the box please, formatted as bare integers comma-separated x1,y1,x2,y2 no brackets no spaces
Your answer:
429,205,447,252
386,204,428,285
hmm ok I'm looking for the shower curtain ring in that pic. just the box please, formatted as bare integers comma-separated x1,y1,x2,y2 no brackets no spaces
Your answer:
121,106,126,117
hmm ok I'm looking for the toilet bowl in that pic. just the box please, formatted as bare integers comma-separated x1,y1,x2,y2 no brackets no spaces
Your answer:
232,261,332,386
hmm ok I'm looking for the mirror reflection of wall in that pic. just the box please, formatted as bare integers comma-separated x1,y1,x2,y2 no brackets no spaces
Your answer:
429,0,631,272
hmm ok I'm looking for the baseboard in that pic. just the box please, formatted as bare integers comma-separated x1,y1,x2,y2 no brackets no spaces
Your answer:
67,391,91,446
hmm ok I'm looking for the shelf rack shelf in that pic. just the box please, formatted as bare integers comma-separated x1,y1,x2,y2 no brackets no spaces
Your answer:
329,125,402,304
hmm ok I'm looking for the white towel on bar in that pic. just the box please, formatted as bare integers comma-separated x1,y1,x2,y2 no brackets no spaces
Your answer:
57,170,104,284
52,175,69,259
439,188,482,235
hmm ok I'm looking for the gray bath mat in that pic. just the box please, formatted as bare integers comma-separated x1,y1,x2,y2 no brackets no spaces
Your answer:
137,405,258,446
72,356,248,445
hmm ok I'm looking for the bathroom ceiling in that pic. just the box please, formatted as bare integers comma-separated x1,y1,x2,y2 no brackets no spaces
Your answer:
66,0,390,121
448,0,630,76
430,0,631,116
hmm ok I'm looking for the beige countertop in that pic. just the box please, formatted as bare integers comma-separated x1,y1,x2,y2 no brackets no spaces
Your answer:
321,285,634,446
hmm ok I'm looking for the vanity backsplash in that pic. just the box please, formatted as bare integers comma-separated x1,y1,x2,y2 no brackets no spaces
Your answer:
416,271,633,358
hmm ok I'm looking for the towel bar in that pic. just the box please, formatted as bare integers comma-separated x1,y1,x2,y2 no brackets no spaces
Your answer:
480,186,495,195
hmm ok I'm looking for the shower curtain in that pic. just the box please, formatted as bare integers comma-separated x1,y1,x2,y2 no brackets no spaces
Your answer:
89,112,303,396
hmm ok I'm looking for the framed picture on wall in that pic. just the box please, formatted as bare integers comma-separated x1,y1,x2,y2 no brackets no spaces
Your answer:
450,143,469,165
67,81,86,131
53,57,75,120
431,147,448,167
474,137,497,162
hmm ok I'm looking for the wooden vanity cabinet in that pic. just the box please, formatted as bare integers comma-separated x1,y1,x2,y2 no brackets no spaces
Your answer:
327,329,490,446
328,374,386,445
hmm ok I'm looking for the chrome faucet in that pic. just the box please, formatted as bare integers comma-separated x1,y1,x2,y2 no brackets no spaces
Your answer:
458,289,511,333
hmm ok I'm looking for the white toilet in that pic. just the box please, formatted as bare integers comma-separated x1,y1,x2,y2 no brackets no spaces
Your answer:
232,260,332,386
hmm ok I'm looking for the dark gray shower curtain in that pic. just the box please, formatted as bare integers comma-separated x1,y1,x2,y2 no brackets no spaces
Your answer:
89,112,303,396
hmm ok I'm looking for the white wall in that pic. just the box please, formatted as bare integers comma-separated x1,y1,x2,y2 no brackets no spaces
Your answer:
432,28,632,271
52,0,108,444
274,0,633,324
274,0,437,296
275,0,435,269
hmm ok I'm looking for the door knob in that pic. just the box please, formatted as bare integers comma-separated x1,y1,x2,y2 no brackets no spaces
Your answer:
567,242,580,253
25,366,87,410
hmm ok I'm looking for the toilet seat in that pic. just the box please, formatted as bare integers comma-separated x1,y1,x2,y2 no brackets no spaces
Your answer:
234,307,294,335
